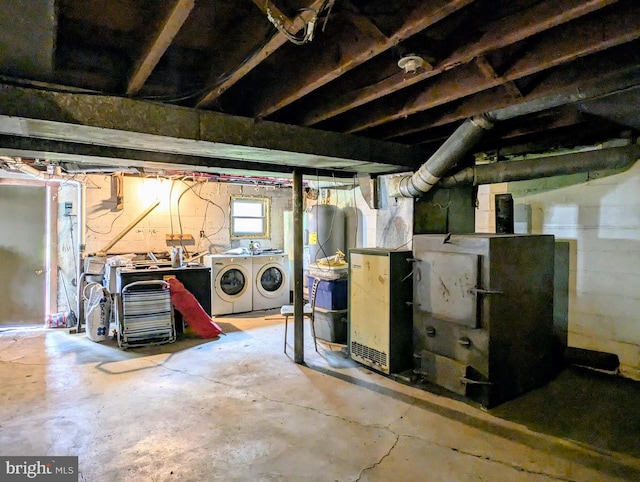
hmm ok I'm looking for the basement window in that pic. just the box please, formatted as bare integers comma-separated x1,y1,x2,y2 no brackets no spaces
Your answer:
230,197,270,239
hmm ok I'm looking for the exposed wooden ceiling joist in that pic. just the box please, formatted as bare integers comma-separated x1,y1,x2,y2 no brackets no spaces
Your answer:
341,2,640,134
381,45,640,141
251,0,476,119
126,0,195,96
300,0,617,127
196,0,327,108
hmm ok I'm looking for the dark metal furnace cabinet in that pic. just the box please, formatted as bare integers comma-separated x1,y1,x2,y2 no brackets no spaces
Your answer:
412,234,555,407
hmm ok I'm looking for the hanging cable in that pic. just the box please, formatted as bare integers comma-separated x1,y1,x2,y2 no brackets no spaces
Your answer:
263,0,335,45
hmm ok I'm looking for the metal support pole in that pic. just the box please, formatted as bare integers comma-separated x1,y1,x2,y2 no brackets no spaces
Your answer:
293,170,304,363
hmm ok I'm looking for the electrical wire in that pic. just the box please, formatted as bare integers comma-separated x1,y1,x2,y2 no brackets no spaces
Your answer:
86,210,124,235
266,4,318,45
394,238,413,250
69,219,77,276
177,178,226,255
263,0,336,46
311,170,340,275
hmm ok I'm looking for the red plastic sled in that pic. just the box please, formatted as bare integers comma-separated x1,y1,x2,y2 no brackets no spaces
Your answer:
168,278,222,338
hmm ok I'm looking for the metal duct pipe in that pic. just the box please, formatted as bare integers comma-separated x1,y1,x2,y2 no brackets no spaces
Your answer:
389,115,493,197
438,144,640,188
1,157,86,325
389,75,640,198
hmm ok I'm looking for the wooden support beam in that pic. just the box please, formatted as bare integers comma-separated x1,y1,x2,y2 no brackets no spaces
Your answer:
341,2,640,134
0,83,417,174
382,45,640,141
301,0,616,126
196,0,326,108
126,0,195,96
293,169,304,364
475,56,522,99
251,0,475,118
494,106,585,140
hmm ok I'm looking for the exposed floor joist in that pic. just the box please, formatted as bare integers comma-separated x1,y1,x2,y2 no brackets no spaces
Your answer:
341,3,640,134
196,0,327,108
301,0,616,127
126,0,195,96
251,0,475,118
380,50,640,142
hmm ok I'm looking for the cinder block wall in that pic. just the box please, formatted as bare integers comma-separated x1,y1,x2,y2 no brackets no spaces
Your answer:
476,162,640,379
81,175,291,255
55,175,292,312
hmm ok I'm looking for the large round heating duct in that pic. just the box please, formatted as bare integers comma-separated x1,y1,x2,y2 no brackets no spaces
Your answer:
388,76,640,199
305,204,345,265
388,115,493,198
438,144,640,188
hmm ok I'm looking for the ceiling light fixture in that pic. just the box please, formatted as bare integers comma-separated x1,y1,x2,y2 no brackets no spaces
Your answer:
398,54,426,74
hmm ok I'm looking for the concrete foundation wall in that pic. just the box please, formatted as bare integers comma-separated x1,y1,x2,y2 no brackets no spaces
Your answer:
476,161,640,379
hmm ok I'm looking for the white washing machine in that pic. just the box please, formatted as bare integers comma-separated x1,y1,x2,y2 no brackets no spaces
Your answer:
204,255,253,315
252,254,290,311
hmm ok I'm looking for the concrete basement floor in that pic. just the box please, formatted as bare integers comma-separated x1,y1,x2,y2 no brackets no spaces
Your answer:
1,313,640,482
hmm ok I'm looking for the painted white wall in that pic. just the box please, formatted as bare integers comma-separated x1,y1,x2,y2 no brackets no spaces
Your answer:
81,175,291,255
476,162,640,379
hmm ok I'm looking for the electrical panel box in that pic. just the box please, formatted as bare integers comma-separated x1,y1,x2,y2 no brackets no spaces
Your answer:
349,249,412,374
63,201,76,216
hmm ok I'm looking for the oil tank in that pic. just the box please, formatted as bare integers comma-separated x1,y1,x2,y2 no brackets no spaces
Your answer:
305,205,345,265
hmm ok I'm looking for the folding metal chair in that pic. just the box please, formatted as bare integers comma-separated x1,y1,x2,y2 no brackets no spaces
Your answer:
117,280,176,349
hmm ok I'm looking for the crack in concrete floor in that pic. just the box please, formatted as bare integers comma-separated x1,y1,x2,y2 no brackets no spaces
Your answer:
354,434,400,482
406,433,580,482
3,335,632,482
148,357,589,482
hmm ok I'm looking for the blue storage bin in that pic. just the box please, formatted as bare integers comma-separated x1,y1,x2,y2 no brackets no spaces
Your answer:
308,276,348,310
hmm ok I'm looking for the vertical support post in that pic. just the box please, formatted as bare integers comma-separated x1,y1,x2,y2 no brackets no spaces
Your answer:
293,170,304,363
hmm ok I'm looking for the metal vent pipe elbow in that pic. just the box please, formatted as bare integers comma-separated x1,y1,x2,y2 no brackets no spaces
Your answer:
389,115,493,198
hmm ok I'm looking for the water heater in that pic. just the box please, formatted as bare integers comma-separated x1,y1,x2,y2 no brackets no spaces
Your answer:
305,204,345,265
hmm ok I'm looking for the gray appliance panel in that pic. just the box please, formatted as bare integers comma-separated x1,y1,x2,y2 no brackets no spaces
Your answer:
415,251,479,328
414,311,489,375
420,351,468,396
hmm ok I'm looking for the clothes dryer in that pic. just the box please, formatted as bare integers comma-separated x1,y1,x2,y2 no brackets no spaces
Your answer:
252,254,289,311
204,255,253,315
